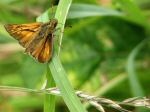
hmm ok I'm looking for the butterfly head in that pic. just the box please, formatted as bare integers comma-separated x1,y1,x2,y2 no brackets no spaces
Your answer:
49,18,58,28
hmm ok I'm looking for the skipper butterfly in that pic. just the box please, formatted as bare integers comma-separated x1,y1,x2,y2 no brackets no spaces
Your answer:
4,19,58,63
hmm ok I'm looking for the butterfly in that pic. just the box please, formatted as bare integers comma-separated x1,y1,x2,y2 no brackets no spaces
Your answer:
4,19,58,63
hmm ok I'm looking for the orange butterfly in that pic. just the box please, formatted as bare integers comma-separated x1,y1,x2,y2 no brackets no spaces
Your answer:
4,19,58,63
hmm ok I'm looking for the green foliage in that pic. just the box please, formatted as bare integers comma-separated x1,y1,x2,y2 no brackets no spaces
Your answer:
0,0,150,112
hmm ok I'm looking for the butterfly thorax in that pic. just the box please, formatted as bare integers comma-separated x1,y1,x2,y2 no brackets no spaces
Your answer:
43,18,58,34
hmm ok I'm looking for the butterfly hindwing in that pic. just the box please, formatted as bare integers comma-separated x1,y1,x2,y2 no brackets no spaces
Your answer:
31,34,53,63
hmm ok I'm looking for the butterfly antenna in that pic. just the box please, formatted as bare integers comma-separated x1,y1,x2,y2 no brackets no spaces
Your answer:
51,0,55,19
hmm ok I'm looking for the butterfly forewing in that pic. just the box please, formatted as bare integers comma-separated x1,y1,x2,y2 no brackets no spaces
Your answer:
4,23,42,47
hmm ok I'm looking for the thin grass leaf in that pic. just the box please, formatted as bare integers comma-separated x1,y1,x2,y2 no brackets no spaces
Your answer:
37,3,149,29
49,53,87,112
38,3,123,20
115,0,149,28
51,0,87,111
67,4,123,19
38,0,87,112
44,65,56,112
95,73,127,96
126,38,149,96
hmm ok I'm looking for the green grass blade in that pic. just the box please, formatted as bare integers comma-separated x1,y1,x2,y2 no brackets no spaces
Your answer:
126,38,149,96
38,3,123,20
37,3,148,28
54,0,72,54
38,0,87,112
44,65,56,112
51,0,86,111
116,0,149,28
52,1,86,111
67,4,123,19
49,53,87,112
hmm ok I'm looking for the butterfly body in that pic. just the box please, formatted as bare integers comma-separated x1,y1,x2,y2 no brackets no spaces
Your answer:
4,19,58,63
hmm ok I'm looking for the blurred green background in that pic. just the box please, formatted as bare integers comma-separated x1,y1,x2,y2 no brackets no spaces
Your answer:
0,0,150,112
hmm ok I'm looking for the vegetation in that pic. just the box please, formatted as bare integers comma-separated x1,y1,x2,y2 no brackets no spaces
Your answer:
0,0,150,112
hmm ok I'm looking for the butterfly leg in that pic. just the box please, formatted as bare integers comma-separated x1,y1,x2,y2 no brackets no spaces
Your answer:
53,35,63,49
53,27,67,49
54,24,71,34
54,27,65,34
54,25,72,34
